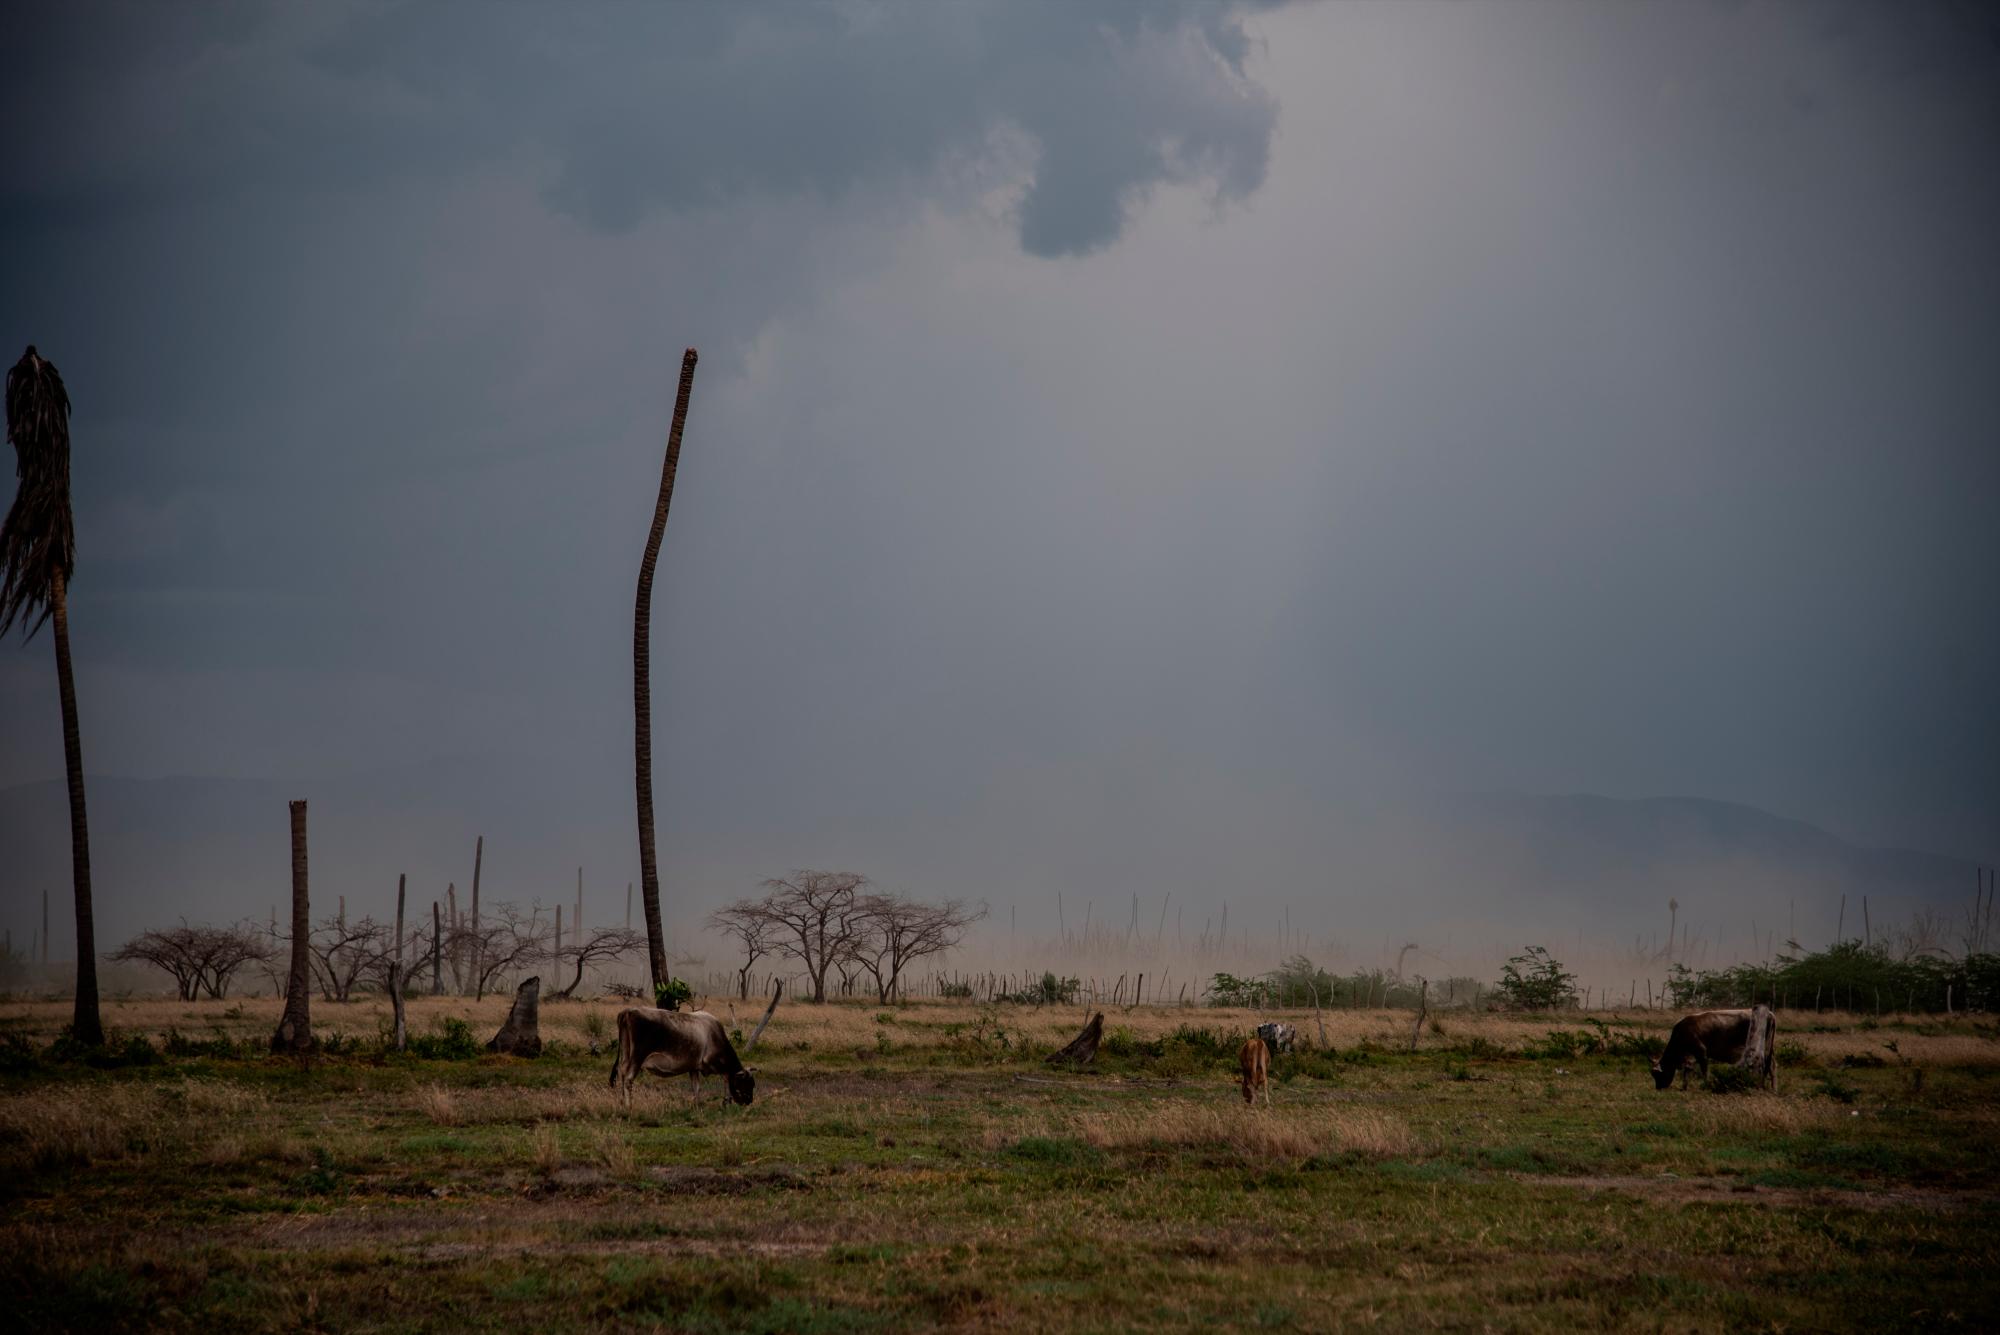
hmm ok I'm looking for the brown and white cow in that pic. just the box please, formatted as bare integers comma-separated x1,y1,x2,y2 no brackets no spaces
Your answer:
1650,1006,1776,1090
1239,1036,1271,1107
608,1008,755,1106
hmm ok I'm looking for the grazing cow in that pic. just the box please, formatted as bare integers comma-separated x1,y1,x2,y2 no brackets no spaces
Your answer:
1650,1007,1776,1090
1239,1036,1271,1106
608,1007,755,1106
1255,1021,1297,1055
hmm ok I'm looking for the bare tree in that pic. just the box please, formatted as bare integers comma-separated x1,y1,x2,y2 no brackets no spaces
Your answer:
709,902,776,1000
552,926,646,999
851,894,986,1002
111,924,207,1000
445,902,548,1000
193,922,278,998
758,870,868,1003
304,914,394,1002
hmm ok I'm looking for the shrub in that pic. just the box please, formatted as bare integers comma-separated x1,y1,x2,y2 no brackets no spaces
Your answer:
405,1016,480,1060
0,1031,38,1074
163,1028,241,1060
997,973,1079,1006
1495,946,1580,1011
1205,972,1264,1007
1705,1065,1760,1095
654,978,694,1011
938,979,973,999
414,1083,461,1126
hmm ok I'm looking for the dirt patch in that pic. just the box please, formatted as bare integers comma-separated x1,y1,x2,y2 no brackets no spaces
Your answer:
1521,1174,1988,1212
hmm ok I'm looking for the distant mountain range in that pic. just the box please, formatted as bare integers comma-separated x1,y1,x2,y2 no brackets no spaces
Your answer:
0,765,1983,964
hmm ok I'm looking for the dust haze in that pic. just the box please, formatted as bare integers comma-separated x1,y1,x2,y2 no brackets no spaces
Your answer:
2,1,1995,991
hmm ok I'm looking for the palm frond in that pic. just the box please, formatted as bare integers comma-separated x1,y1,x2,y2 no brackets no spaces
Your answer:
1,345,75,638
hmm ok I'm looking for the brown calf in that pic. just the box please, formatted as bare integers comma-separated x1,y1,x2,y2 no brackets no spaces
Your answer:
1239,1036,1270,1106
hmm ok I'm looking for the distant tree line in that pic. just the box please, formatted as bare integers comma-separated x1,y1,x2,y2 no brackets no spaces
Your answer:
114,904,645,1004
1667,940,2000,1014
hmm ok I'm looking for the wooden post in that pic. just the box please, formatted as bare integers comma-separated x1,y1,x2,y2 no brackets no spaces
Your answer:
554,904,563,956
432,901,443,995
1409,979,1427,1053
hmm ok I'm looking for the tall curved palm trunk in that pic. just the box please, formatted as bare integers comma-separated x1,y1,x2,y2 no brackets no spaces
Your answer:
634,348,698,994
2,347,101,1045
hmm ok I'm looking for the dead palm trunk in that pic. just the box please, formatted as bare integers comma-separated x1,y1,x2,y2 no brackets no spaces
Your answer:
271,800,314,1053
633,347,699,994
48,567,101,1044
4,349,101,1044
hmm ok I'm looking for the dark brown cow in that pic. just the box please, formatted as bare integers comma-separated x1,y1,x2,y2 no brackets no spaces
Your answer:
1651,1007,1775,1090
1239,1036,1271,1107
608,1008,755,1106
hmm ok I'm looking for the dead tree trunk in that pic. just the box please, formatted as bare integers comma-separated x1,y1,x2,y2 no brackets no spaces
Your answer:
469,836,484,996
1743,1002,1776,1090
743,980,783,1053
391,873,408,1051
487,976,543,1057
271,800,314,1054
1047,1011,1105,1066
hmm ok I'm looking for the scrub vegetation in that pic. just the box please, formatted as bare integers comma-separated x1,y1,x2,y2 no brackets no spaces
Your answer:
2,994,1996,1331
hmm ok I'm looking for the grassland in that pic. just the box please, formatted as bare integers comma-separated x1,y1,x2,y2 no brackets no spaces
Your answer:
3,992,1997,1331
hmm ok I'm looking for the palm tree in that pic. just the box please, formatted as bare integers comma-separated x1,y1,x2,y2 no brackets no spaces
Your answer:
2,346,102,1046
633,347,699,995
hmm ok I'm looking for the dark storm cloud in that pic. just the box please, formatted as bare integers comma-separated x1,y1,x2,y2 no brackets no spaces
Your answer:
2,1,1279,257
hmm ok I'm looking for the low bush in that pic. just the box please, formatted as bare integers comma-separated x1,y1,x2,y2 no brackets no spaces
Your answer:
996,973,1080,1006
405,1016,480,1061
1705,1064,1760,1095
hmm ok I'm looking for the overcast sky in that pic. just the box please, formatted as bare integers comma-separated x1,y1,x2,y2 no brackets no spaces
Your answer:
3,2,1995,949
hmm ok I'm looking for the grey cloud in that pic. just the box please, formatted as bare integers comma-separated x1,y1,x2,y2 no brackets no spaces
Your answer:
4,2,1284,258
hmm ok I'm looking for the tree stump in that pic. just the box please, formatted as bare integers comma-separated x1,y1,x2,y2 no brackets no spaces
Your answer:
488,976,543,1057
1742,1002,1776,1089
1047,1011,1104,1066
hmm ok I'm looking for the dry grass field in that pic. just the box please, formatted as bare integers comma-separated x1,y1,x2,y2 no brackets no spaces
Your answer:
3,992,1997,1331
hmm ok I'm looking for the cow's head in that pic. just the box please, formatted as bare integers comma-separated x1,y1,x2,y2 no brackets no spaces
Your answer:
1650,1055,1673,1090
726,1068,757,1106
